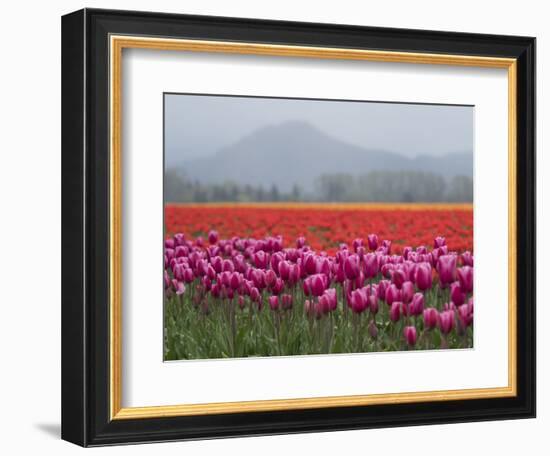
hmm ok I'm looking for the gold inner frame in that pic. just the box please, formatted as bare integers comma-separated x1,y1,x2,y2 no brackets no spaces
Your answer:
109,35,517,420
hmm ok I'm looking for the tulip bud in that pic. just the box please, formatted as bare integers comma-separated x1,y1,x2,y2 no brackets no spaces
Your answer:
238,295,246,310
368,320,378,339
268,295,279,311
281,294,293,310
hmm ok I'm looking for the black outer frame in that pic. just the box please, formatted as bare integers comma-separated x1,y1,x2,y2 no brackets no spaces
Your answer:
61,8,536,447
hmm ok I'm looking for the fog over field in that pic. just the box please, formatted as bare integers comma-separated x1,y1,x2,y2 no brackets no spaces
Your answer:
164,94,474,203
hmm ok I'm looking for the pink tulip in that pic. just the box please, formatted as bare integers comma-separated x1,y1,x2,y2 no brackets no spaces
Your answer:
265,269,277,287
457,266,474,294
385,284,401,305
461,251,474,267
172,279,185,296
278,260,291,280
238,295,246,310
414,262,433,291
450,282,466,306
409,292,424,316
250,287,261,303
281,294,293,310
391,268,407,289
208,230,218,245
351,289,368,313
368,292,379,314
303,254,318,275
434,236,446,248
271,278,284,294
390,301,402,322
318,288,337,313
403,326,417,346
423,308,439,330
268,295,279,311
367,234,378,250
377,280,390,300
222,259,235,273
253,251,269,269
230,272,242,291
344,254,360,280
401,281,414,303
439,310,455,334
458,303,474,328
296,236,306,248
363,253,379,279
437,255,457,287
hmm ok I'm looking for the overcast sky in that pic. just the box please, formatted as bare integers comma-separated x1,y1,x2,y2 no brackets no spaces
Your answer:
165,93,473,167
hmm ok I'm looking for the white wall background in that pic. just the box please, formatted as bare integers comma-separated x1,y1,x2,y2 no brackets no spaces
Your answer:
0,0,545,454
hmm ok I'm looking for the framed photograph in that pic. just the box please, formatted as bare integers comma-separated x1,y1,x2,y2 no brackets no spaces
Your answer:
61,8,536,446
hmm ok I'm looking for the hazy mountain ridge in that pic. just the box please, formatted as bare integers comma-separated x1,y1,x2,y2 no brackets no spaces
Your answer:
176,120,473,192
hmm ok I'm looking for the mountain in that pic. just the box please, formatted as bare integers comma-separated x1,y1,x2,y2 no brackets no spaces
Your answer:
177,120,472,192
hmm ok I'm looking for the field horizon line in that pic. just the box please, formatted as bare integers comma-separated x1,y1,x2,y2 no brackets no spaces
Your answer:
165,202,474,211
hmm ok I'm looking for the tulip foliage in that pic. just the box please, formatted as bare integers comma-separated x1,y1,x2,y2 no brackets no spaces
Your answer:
164,228,474,360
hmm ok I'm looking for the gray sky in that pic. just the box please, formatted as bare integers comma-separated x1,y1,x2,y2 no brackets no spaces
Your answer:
165,94,473,167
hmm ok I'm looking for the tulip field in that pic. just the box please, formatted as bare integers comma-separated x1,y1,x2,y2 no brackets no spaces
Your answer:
164,204,473,360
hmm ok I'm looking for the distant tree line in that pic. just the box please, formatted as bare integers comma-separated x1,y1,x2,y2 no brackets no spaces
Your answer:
165,169,303,203
314,171,473,203
165,169,472,203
